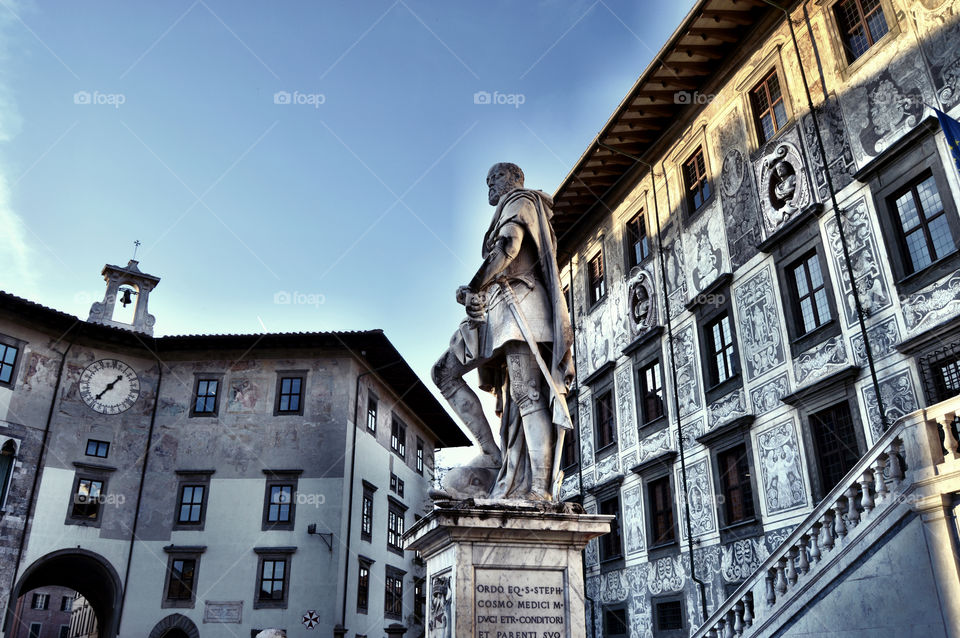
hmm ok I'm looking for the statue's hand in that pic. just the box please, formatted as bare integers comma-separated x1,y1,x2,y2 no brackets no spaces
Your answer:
465,290,486,322
456,285,472,306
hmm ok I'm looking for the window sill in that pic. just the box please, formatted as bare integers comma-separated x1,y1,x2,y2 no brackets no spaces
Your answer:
789,318,841,358
895,248,960,297
387,546,405,557
594,442,618,460
161,599,196,610
719,518,759,534
587,296,607,315
638,414,668,434
704,374,742,405
253,600,288,610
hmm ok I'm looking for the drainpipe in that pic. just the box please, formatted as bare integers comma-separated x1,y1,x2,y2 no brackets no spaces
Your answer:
5,326,76,635
760,0,889,431
118,355,162,629
595,142,709,622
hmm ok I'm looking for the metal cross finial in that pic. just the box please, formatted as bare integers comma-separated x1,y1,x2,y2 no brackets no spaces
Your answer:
132,240,141,260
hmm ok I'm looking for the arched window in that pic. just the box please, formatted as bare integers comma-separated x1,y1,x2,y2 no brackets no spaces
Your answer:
0,440,16,508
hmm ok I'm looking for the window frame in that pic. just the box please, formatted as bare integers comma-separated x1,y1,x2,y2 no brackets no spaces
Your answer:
750,69,789,145
871,132,960,296
824,0,899,76
415,437,424,475
560,397,579,471
652,595,687,637
705,312,737,388
682,146,712,215
713,441,759,533
161,546,205,609
390,415,407,459
646,473,677,550
0,439,16,511
366,392,379,433
384,565,406,621
625,210,651,270
593,388,617,456
387,497,407,556
31,593,49,610
261,469,301,531
189,373,223,418
65,462,115,528
84,439,110,459
808,400,863,496
357,556,373,614
638,359,666,427
832,0,891,63
389,473,405,498
274,371,306,416
253,547,296,610
602,603,629,638
0,333,24,389
173,469,213,531
890,172,959,278
587,249,607,308
597,492,624,564
360,480,377,542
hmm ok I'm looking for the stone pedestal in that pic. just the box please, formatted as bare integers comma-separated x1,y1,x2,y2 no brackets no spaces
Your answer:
404,500,612,638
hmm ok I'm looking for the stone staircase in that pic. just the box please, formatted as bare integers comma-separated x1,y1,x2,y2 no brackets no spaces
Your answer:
693,395,960,638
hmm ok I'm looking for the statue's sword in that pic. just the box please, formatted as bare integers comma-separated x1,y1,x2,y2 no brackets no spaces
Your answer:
498,279,573,499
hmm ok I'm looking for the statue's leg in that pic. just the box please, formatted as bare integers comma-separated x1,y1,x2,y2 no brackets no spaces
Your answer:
504,342,554,500
432,349,502,466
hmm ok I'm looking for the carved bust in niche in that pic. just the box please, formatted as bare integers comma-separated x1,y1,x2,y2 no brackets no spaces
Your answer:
627,267,657,335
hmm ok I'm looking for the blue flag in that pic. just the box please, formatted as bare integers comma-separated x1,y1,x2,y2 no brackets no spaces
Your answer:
935,108,960,176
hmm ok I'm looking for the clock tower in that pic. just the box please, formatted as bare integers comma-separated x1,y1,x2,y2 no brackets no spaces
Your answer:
87,259,160,335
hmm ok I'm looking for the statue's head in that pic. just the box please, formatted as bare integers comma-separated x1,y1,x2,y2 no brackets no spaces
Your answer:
487,162,524,206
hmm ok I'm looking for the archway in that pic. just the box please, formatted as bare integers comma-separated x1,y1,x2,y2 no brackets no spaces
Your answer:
148,614,199,638
5,549,121,638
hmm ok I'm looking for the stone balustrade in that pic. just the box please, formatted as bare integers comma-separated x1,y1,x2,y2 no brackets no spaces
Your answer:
692,394,960,638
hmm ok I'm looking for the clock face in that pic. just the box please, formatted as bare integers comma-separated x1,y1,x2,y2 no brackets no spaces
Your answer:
79,359,140,415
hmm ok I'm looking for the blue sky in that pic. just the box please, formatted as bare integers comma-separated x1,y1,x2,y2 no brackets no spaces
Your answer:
0,0,695,384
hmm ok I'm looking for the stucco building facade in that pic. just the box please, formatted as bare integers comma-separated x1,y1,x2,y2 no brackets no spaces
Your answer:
0,261,468,638
548,0,960,635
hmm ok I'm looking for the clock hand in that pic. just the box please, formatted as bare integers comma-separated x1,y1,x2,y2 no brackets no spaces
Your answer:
96,375,124,400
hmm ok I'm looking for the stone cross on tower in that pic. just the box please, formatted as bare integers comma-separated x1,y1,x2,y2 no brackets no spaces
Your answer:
87,260,160,335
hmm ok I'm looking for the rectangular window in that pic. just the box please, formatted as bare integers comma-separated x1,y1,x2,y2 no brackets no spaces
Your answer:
385,570,404,619
751,70,788,144
717,444,755,525
71,478,103,520
588,251,606,305
367,396,378,432
932,352,960,403
267,485,292,523
29,624,41,638
604,607,629,638
655,600,684,631
598,495,622,561
258,559,287,602
59,626,69,638
166,558,196,601
626,211,650,268
361,484,375,541
561,425,578,469
810,402,861,494
0,342,19,386
416,438,424,474
789,253,831,335
84,440,109,459
706,313,736,386
177,485,205,525
391,417,407,458
835,0,889,62
639,360,664,424
891,173,955,276
357,561,371,613
594,390,616,450
31,593,48,610
276,376,303,413
414,577,426,624
60,596,72,612
387,503,405,553
390,473,404,498
649,476,675,545
192,378,219,415
683,147,711,213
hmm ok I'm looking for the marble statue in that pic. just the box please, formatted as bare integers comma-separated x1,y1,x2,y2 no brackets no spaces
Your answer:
432,163,574,501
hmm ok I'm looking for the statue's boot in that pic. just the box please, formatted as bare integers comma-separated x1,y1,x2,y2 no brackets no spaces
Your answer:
441,381,502,467
521,407,554,500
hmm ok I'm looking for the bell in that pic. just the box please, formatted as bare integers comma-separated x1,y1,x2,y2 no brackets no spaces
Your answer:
120,288,134,307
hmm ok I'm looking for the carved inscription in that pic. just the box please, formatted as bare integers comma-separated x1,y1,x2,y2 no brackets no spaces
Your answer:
475,568,567,638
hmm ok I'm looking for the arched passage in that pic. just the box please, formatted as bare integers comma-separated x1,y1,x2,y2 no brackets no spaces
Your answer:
148,614,199,638
6,549,122,638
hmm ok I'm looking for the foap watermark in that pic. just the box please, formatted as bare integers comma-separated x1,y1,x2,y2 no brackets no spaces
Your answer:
274,90,325,108
74,90,126,108
674,90,715,106
273,290,325,308
473,90,525,109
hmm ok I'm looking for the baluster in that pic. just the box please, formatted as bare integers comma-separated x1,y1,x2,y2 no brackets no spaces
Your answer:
734,602,745,636
833,499,848,541
887,440,905,487
820,512,835,551
743,592,754,627
873,454,889,504
775,557,788,594
785,548,798,586
808,524,822,564
796,536,810,575
725,610,737,638
939,413,960,461
845,485,861,528
859,469,875,514
716,619,727,638
765,572,776,606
